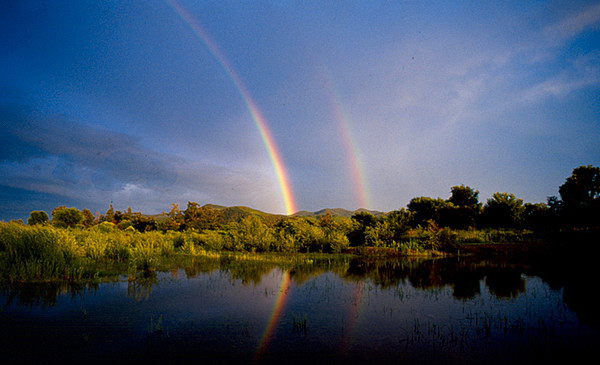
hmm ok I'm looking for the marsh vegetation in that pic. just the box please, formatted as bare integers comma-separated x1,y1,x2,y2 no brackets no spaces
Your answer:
4,166,597,282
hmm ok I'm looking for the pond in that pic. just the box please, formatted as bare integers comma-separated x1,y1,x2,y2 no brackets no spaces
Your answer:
1,254,598,364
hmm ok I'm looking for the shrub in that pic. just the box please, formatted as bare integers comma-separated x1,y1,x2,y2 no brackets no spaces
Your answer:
229,216,276,252
28,211,49,225
52,207,83,228
194,230,231,251
97,221,117,232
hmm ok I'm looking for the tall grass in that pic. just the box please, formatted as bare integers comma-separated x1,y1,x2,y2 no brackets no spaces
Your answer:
365,224,537,253
0,220,351,282
0,219,538,282
0,222,84,281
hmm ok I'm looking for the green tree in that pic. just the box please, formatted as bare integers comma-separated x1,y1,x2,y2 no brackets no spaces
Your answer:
230,215,275,252
387,209,413,234
317,212,351,252
448,185,480,208
482,192,525,228
366,208,414,246
52,206,83,228
348,211,379,246
81,208,95,227
441,185,482,228
103,204,115,223
407,197,449,227
559,165,600,227
275,217,331,252
113,210,124,224
547,196,563,211
183,202,223,231
131,213,158,232
159,203,184,231
523,202,550,231
27,210,49,225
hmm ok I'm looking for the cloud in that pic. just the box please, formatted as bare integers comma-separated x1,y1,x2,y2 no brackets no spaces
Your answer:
0,106,280,217
543,3,600,44
523,52,600,101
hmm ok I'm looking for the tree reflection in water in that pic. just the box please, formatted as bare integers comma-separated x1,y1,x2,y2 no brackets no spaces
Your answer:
0,252,598,365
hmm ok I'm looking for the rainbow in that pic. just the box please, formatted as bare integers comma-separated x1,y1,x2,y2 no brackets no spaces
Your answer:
340,281,365,353
165,0,298,215
323,75,371,209
255,269,292,359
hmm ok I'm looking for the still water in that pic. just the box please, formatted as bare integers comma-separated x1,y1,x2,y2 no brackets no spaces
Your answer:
1,255,598,364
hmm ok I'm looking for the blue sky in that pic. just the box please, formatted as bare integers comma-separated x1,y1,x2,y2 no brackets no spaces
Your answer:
1,0,599,220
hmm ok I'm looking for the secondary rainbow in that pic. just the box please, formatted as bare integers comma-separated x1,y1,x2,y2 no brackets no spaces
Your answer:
165,0,298,215
340,281,366,353
323,74,371,209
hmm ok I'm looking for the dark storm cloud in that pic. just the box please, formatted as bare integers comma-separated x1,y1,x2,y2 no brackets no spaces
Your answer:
0,106,274,219
1,106,178,188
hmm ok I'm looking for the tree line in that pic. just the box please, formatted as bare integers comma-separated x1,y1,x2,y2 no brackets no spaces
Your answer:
411,164,598,230
22,165,600,250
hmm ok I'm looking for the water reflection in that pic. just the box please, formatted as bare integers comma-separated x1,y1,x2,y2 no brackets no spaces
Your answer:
127,271,158,301
1,254,598,364
1,281,98,308
0,255,596,319
255,270,292,361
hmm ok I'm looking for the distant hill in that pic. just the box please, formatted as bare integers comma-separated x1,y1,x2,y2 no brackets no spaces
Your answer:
203,204,287,225
147,204,385,225
147,212,169,222
293,208,385,219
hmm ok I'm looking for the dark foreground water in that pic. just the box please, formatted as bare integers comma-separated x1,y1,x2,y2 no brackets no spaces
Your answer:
1,255,598,364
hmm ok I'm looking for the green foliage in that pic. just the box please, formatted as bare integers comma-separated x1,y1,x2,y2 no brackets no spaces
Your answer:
404,221,458,251
275,217,348,253
348,211,379,246
194,230,231,251
4,163,596,281
559,165,600,227
52,206,83,228
131,213,157,232
482,192,525,229
365,220,393,247
559,165,600,207
318,214,351,253
522,202,550,231
407,186,481,229
365,209,413,247
0,222,83,280
481,229,534,243
98,221,117,232
407,197,449,227
442,185,482,228
81,208,95,227
183,202,223,231
448,185,481,209
103,204,115,223
118,219,133,230
159,203,184,231
276,218,321,252
28,210,49,225
229,216,276,252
